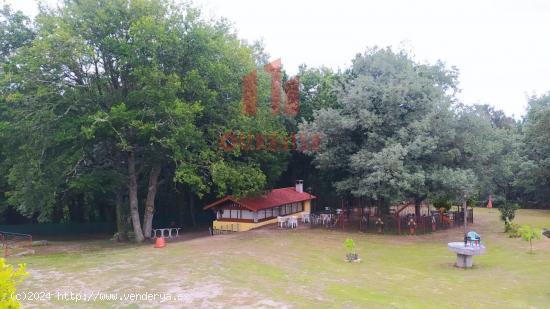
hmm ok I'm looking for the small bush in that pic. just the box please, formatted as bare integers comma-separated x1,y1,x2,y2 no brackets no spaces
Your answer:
344,238,356,253
505,221,521,238
499,203,520,222
344,239,359,262
0,258,28,309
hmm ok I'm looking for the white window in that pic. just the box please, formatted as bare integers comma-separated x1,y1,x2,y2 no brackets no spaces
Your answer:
257,210,266,219
241,210,254,220
220,210,230,219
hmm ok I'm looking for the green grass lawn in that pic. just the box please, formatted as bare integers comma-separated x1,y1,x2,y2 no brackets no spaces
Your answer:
10,208,550,308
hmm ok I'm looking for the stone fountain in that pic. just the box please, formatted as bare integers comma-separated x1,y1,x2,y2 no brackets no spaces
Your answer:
448,231,485,268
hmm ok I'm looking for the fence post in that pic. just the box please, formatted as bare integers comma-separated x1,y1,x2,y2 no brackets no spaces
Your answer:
397,215,401,235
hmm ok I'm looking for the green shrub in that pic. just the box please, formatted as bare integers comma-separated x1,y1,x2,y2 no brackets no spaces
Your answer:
344,238,356,254
344,239,359,262
0,258,28,309
499,203,520,222
505,220,521,238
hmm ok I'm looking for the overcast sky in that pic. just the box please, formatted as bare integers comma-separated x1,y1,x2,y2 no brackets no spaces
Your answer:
6,0,550,117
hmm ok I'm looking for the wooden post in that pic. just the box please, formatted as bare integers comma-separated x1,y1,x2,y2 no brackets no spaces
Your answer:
463,193,468,233
397,215,401,235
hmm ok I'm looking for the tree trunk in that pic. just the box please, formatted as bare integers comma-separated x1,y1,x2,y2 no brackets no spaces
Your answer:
414,195,426,218
115,189,129,241
128,151,145,242
177,185,186,226
189,192,197,227
143,164,162,239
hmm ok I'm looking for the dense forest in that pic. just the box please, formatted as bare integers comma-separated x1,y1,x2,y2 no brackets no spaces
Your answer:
1,0,549,241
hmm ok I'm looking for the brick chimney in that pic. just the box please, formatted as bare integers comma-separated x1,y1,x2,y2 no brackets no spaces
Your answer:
295,180,303,193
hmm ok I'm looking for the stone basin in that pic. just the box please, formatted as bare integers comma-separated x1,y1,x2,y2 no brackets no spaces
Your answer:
448,242,486,268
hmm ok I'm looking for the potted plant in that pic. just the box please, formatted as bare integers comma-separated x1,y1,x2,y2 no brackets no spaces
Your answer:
344,238,360,262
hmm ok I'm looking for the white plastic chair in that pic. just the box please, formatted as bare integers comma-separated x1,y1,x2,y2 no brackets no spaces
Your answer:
288,216,298,228
320,214,330,225
277,216,287,228
312,214,322,225
301,213,310,223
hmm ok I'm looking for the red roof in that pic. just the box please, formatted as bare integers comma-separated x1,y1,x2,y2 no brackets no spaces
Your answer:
203,187,316,212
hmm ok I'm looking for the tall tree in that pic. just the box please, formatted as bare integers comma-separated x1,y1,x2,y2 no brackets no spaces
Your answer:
300,47,473,211
522,94,550,203
1,0,286,240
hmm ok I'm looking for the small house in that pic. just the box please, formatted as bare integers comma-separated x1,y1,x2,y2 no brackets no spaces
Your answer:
203,180,316,232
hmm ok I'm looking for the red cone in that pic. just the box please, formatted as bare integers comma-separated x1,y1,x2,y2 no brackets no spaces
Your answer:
154,237,166,248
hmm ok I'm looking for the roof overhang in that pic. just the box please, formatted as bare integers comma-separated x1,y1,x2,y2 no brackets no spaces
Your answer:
203,196,256,211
